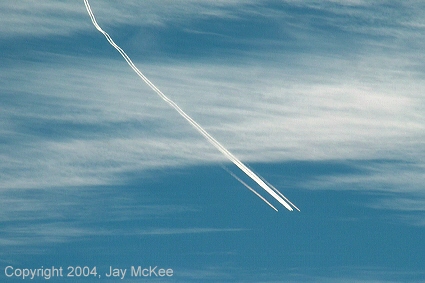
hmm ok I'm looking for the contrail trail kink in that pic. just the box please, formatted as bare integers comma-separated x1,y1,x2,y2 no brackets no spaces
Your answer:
83,0,299,212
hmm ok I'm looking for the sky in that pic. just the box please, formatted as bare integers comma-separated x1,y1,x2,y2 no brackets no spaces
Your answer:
1,0,425,282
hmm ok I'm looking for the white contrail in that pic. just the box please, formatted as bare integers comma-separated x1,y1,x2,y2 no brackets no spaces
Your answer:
261,175,300,212
83,0,298,212
221,165,278,212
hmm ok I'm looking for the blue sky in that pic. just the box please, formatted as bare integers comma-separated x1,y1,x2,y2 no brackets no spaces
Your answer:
1,0,425,282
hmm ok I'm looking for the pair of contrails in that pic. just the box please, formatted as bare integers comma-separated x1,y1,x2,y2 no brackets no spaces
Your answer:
83,0,299,212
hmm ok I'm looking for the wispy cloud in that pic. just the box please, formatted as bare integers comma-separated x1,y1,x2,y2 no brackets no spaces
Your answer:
173,264,424,282
0,187,243,256
1,51,423,191
1,1,424,215
134,227,246,235
2,1,424,44
1,4,425,283
1,3,425,282
0,1,85,37
1,224,244,246
372,198,425,211
0,0,263,38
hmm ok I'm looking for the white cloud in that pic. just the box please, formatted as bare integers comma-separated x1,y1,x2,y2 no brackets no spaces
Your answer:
1,2,424,278
1,46,424,190
2,0,423,43
0,0,261,38
0,223,243,248
0,186,238,250
134,227,245,235
0,1,86,37
1,0,424,222
371,198,425,212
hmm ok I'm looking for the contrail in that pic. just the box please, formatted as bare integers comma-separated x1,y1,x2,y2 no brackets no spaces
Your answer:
260,173,300,212
83,0,298,212
221,165,278,212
